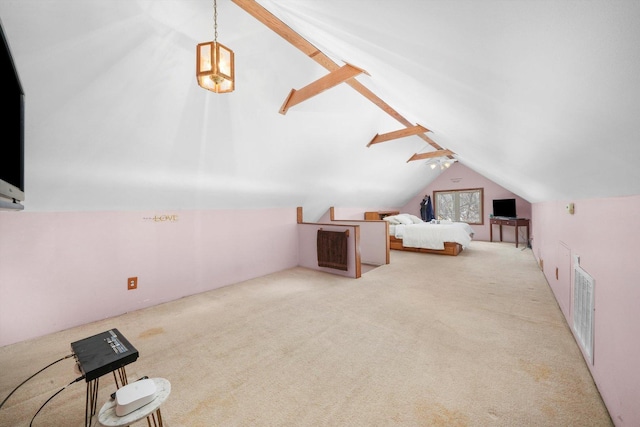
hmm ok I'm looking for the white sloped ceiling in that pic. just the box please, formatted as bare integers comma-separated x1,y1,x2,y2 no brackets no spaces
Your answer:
1,0,639,219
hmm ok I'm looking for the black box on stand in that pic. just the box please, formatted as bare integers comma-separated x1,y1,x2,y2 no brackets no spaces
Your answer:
71,328,139,382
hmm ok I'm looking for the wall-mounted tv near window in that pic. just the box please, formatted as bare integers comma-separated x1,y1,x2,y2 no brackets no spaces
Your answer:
0,17,25,211
492,198,517,218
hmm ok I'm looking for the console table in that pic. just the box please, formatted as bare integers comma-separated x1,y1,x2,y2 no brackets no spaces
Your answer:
489,218,530,248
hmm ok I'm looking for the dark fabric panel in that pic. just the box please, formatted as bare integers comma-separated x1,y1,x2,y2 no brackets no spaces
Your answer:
420,195,435,221
317,230,348,271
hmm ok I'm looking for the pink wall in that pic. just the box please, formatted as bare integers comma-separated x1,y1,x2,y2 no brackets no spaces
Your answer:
400,163,531,243
532,196,640,427
0,208,299,346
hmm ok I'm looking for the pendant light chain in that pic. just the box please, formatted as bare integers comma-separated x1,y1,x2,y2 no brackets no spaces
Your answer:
213,0,218,43
197,0,234,93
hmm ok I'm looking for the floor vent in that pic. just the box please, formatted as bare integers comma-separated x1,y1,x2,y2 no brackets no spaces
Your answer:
573,265,595,365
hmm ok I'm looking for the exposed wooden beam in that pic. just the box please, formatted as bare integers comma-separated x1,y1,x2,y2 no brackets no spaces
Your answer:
280,64,368,114
367,124,430,147
231,0,325,59
231,0,448,152
406,150,455,162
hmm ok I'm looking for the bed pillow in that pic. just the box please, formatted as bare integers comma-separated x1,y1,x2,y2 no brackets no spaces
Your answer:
383,215,401,225
406,214,423,224
395,214,414,225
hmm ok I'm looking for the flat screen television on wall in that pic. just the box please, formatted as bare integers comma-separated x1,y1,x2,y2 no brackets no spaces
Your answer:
492,198,517,218
0,17,25,211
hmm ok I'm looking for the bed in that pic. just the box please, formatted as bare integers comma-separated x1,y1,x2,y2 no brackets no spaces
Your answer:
369,212,474,256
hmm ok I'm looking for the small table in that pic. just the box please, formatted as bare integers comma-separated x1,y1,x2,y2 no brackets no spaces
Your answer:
489,218,530,248
98,378,171,427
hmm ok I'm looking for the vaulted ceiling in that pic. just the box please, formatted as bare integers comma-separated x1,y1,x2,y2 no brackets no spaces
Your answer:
1,0,639,220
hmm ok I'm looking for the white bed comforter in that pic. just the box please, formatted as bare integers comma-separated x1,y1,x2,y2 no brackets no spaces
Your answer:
393,222,474,250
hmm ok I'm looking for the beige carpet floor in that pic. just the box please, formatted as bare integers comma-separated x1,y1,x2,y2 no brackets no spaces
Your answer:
0,241,612,426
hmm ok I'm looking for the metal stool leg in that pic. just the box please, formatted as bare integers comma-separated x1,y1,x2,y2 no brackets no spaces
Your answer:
146,408,163,427
85,378,99,427
113,366,129,388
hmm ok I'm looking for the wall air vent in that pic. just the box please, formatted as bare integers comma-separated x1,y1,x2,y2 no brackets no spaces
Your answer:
573,265,595,365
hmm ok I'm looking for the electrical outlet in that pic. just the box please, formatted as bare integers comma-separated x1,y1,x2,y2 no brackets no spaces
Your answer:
566,203,575,214
128,277,138,290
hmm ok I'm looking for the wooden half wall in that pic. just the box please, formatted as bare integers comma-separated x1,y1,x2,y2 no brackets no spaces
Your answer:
297,207,361,278
327,207,390,266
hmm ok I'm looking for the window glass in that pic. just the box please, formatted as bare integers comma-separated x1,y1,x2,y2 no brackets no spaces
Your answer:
433,188,483,224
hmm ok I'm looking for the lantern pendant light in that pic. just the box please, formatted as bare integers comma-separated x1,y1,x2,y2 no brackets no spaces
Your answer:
196,0,234,93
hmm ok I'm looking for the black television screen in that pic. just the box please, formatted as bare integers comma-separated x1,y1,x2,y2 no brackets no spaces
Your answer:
493,198,516,218
0,17,25,209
